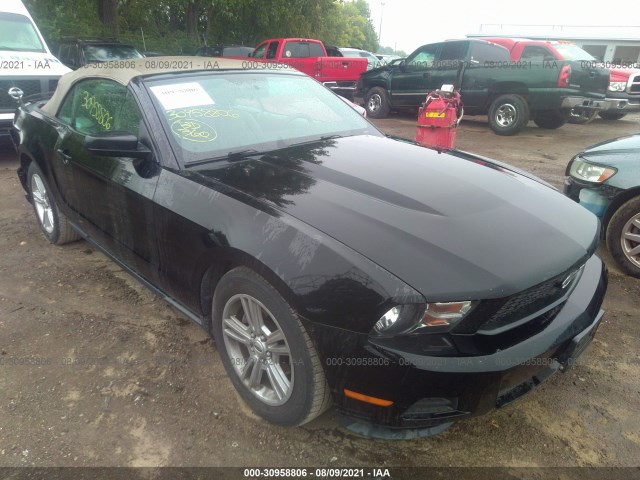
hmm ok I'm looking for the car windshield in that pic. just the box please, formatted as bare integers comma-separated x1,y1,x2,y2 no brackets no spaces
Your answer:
554,44,595,61
145,72,380,165
83,45,144,62
0,13,45,53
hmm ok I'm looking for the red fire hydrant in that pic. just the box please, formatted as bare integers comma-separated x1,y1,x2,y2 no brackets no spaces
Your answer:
416,85,463,150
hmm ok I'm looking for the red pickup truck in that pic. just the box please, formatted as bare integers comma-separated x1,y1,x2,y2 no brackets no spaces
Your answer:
480,38,636,123
250,38,368,98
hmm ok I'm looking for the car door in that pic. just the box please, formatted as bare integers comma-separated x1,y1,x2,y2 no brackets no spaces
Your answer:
429,41,469,91
390,43,441,107
54,78,160,282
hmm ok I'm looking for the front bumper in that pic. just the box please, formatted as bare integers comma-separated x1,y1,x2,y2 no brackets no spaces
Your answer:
561,96,627,111
310,254,607,437
605,91,640,113
564,176,623,220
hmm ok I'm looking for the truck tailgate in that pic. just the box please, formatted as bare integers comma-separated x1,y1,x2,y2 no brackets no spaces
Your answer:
316,57,368,83
568,61,610,98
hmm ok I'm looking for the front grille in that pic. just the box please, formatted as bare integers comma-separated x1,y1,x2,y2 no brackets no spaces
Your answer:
0,79,41,110
453,265,583,334
0,78,60,112
629,73,640,95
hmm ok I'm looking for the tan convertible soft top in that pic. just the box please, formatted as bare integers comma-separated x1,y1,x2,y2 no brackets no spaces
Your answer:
41,56,298,115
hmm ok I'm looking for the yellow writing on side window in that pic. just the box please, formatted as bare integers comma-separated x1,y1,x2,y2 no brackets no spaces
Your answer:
171,119,217,143
81,91,113,130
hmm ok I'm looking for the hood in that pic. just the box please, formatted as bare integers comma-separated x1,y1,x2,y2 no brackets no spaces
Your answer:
580,134,640,164
0,52,71,76
195,136,599,301
608,68,639,81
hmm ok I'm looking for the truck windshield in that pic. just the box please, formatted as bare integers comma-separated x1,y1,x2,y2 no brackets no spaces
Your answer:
83,45,144,62
0,13,45,53
145,71,380,165
554,44,595,61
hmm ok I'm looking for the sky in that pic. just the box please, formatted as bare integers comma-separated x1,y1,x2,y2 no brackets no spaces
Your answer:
365,0,640,54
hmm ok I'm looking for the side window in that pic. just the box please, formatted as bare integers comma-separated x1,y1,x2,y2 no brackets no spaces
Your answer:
266,41,279,60
406,45,439,70
252,43,268,59
439,42,468,61
521,46,554,61
56,79,142,137
469,43,510,64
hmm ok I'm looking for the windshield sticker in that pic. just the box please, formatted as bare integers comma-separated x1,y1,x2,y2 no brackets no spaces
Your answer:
150,82,215,110
171,119,217,143
166,107,240,120
81,91,113,130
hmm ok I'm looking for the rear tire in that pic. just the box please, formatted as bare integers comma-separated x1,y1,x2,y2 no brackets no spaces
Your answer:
27,162,80,245
488,94,530,136
606,196,640,278
533,109,569,129
211,267,331,426
365,87,391,119
598,111,627,121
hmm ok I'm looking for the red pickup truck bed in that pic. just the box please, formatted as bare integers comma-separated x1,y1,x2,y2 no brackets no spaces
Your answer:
250,38,368,98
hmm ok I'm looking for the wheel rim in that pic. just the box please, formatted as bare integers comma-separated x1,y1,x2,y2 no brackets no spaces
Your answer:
495,104,517,127
621,212,640,269
222,294,294,406
31,173,55,234
368,94,382,113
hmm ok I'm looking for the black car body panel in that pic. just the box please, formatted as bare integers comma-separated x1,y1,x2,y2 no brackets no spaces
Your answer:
13,62,607,433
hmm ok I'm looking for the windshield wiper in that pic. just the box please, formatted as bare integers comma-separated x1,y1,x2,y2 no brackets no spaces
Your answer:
185,148,264,168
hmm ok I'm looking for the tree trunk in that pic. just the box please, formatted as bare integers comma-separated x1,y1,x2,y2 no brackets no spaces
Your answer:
97,0,119,38
186,1,201,40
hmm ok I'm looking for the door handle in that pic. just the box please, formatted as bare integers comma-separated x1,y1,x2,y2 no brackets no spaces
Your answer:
56,149,72,165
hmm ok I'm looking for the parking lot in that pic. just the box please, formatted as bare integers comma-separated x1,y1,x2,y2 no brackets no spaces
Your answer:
1,114,639,469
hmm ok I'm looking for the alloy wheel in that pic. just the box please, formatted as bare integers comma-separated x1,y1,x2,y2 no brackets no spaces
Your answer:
221,293,294,406
621,212,640,269
495,104,517,127
31,173,55,234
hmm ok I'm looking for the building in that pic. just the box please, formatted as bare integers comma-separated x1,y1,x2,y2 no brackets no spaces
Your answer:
468,24,640,65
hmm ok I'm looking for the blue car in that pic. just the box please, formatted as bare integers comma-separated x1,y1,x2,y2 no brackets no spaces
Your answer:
565,134,640,278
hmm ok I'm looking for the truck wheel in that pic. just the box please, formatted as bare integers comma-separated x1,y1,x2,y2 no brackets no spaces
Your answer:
533,110,569,129
568,108,598,125
606,196,640,278
365,87,391,119
488,95,529,136
598,111,627,121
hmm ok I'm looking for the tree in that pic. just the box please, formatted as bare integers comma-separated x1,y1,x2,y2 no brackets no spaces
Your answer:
97,0,119,37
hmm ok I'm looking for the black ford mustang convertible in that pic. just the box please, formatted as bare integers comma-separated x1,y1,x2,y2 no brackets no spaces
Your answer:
11,58,607,439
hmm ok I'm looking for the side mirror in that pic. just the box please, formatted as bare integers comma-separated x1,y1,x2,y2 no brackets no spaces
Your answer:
84,132,152,160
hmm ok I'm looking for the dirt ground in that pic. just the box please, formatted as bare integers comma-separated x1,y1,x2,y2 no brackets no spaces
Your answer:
1,113,639,473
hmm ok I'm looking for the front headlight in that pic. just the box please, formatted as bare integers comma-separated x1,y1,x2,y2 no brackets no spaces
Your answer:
373,301,476,336
569,158,616,183
608,82,627,92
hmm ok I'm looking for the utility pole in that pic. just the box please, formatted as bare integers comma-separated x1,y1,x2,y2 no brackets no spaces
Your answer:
379,1,385,44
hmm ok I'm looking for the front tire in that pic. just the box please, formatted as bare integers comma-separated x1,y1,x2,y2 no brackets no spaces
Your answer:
27,162,80,245
533,109,569,129
488,94,530,136
598,111,627,121
606,196,640,278
211,267,331,426
568,108,598,124
365,87,391,119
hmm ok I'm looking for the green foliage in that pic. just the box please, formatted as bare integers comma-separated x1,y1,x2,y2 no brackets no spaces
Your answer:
378,45,408,57
24,0,380,55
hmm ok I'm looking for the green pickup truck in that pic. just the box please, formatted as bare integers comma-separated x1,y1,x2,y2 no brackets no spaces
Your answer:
355,39,620,135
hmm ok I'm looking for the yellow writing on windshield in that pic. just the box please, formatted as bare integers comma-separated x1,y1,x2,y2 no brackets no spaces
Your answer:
167,107,240,120
171,119,217,143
